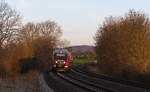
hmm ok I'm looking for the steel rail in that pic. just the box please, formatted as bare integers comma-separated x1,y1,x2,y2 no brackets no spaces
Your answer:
56,72,114,92
70,65,146,92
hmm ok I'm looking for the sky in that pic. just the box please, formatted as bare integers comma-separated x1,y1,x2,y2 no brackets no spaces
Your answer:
6,0,150,46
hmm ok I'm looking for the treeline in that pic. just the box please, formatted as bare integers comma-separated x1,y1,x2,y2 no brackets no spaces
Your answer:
95,10,150,83
0,1,63,76
71,51,96,59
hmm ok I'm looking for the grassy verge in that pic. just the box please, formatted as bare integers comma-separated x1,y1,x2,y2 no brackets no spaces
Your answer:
73,58,96,64
0,70,43,92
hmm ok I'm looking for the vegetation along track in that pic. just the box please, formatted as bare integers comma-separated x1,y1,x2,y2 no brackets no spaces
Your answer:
71,64,149,92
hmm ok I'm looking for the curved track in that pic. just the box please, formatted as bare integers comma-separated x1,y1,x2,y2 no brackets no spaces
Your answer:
43,64,149,92
56,72,112,92
72,64,150,89
70,64,148,92
44,71,88,92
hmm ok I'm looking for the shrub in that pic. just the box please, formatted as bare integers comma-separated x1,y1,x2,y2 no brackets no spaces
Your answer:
95,10,150,79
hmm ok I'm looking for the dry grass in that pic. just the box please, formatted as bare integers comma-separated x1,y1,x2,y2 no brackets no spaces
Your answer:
0,71,43,92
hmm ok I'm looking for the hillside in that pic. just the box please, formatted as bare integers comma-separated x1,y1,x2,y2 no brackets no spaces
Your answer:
67,45,95,53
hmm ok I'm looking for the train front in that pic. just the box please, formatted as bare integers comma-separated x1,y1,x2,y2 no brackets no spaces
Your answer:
52,50,69,72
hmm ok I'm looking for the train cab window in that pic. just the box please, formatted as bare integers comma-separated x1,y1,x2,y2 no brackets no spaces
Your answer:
54,53,67,61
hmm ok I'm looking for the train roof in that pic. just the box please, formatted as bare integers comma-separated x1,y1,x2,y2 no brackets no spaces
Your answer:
53,49,68,54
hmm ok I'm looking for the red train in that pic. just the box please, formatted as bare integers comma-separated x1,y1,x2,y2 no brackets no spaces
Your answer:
52,50,70,72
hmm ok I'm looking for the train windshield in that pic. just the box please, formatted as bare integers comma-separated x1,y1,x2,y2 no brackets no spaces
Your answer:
54,53,68,61
53,50,69,61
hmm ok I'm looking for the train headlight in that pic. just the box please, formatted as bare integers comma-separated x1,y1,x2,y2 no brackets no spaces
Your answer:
65,66,68,68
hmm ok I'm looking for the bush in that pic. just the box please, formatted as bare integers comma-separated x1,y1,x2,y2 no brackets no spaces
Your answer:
19,58,40,74
95,10,150,81
33,37,55,70
0,43,31,76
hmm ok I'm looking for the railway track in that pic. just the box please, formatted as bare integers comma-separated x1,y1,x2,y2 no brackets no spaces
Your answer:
72,64,150,89
70,64,149,92
44,64,149,92
56,72,113,92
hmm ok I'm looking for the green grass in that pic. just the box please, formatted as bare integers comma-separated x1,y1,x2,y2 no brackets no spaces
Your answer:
73,58,96,64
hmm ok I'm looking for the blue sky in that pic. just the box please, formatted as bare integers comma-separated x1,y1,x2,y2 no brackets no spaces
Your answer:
6,0,150,46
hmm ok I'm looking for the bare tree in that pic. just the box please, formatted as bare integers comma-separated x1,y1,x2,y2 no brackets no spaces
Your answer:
0,0,21,48
57,39,70,48
18,21,62,45
18,21,62,69
38,21,62,38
